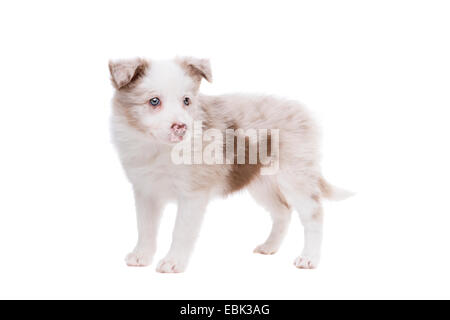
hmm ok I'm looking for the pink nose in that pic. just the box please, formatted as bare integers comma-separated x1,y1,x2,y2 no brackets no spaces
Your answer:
171,122,187,137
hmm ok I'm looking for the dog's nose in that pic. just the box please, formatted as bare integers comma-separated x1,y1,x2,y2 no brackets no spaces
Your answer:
171,122,187,137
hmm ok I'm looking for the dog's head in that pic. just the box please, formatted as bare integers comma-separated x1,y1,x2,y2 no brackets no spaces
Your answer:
109,57,211,144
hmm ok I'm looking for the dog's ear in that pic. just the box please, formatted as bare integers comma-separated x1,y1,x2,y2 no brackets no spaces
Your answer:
108,58,149,89
177,57,212,83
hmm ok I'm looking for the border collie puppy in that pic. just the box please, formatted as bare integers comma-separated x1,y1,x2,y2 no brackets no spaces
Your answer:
109,57,350,273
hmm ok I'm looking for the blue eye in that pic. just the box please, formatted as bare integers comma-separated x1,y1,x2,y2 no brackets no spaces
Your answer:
149,97,160,107
184,97,191,106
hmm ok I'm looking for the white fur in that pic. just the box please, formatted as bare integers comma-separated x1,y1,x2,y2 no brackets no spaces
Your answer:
110,58,350,273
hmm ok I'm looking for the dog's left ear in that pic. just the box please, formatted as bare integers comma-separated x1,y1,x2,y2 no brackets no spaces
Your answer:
177,57,212,83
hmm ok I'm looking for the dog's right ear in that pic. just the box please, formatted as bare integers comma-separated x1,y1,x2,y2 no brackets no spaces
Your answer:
108,58,149,90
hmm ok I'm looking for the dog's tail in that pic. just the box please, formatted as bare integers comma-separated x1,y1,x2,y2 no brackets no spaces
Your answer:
319,177,354,201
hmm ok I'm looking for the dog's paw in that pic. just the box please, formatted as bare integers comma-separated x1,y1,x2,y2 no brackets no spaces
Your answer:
293,255,319,269
156,258,186,273
253,243,278,255
125,251,152,267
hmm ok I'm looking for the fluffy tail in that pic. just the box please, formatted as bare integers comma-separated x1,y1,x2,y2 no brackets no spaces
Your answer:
319,177,354,201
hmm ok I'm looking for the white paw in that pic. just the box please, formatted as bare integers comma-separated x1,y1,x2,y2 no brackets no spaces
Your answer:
253,243,278,255
293,255,320,269
125,251,152,267
156,258,186,273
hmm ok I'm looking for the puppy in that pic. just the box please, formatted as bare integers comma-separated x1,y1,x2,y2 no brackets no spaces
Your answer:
109,57,350,273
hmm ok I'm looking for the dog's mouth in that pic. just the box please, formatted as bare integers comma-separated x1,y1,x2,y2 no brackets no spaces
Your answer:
169,133,184,143
168,130,191,144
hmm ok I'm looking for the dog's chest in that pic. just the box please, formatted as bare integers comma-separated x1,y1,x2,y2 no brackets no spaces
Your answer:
122,150,189,196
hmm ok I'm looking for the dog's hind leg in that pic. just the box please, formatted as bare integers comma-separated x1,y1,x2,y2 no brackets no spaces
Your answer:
248,176,292,255
278,173,323,269
293,194,323,269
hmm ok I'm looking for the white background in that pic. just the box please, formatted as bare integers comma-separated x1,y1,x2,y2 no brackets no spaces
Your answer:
0,0,449,299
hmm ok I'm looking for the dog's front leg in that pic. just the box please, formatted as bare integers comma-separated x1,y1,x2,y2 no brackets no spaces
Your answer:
125,190,164,267
156,195,208,273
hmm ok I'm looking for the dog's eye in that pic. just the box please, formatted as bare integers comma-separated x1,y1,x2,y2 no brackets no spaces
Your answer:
149,97,160,107
183,97,191,106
